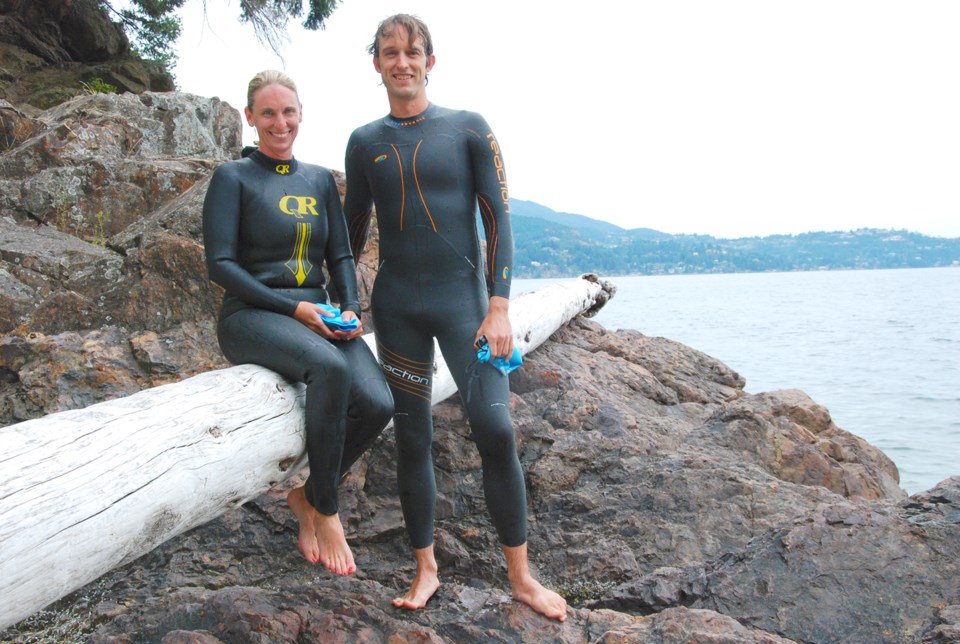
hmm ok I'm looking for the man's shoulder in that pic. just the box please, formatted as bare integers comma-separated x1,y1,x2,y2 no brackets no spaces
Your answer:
431,104,483,120
430,105,491,134
349,116,387,140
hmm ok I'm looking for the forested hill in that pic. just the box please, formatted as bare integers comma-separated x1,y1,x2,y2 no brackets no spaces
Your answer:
509,198,960,278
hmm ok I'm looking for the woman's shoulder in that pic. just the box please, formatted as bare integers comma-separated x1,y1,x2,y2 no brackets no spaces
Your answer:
211,155,254,178
294,161,342,195
296,160,337,181
296,158,328,172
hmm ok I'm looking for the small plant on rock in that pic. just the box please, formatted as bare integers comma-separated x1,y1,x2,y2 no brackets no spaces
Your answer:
80,77,118,95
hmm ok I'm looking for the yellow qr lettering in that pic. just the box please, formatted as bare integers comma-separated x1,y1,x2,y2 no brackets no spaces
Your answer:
279,195,319,218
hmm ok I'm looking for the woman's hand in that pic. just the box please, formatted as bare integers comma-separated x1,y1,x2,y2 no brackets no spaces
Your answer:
336,309,364,340
292,301,363,341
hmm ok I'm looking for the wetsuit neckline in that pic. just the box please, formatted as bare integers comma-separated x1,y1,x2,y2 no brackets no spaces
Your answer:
386,103,436,128
248,149,298,175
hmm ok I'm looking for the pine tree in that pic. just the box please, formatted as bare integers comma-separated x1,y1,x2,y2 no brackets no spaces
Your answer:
105,0,340,70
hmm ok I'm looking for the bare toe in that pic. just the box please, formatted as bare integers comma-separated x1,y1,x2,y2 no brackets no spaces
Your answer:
286,487,320,563
314,513,356,576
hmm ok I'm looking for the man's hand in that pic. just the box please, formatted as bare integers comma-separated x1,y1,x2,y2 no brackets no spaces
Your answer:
475,296,513,357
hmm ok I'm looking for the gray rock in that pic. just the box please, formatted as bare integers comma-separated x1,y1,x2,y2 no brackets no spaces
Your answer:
0,90,239,424
0,1,174,109
7,318,949,643
591,478,960,643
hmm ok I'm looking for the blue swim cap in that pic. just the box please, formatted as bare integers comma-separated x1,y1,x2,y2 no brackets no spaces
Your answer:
476,336,522,375
316,303,360,332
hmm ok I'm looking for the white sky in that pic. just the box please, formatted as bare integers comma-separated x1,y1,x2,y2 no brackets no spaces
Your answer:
172,0,960,239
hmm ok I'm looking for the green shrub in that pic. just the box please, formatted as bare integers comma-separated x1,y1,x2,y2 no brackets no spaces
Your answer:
81,77,118,95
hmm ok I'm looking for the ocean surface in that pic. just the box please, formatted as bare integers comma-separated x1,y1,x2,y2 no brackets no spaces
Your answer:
514,267,960,495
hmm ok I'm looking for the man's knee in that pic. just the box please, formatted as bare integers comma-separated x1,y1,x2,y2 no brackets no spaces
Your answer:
394,416,433,456
471,417,518,460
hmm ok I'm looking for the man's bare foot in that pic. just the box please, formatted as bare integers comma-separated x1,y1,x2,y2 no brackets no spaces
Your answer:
504,542,567,622
510,576,567,622
392,545,440,610
313,511,356,576
287,487,355,575
286,486,320,564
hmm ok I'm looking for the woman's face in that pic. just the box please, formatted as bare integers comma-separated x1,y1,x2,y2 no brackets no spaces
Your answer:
244,83,302,160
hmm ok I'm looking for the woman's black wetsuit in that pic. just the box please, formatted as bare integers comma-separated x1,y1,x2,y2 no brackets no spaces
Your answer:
202,150,393,516
344,104,526,548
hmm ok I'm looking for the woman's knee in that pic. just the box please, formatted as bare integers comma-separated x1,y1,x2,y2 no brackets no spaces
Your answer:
304,350,352,396
356,379,394,427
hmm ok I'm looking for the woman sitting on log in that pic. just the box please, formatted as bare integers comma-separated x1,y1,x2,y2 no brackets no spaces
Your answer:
201,70,393,576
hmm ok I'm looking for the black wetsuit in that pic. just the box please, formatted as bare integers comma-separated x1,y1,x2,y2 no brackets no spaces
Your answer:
202,149,393,516
345,104,525,548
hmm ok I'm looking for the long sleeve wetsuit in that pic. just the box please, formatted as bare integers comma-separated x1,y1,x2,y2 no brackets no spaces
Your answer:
203,149,393,515
344,104,526,548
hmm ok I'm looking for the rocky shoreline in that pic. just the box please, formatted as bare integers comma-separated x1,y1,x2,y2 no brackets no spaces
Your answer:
4,316,959,642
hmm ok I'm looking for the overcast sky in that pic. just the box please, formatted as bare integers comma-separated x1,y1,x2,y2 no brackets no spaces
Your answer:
172,1,959,239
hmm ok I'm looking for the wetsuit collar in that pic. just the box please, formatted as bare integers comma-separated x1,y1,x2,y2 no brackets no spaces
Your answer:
247,148,298,176
386,103,436,128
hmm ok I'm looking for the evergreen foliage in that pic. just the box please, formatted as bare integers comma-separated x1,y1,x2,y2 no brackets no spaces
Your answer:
234,0,339,57
105,0,340,70
107,0,187,68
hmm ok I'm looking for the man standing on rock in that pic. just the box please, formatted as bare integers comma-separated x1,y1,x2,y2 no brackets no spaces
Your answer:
344,13,567,622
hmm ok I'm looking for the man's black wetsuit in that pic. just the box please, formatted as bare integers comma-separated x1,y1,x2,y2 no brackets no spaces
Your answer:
203,149,393,516
344,104,526,548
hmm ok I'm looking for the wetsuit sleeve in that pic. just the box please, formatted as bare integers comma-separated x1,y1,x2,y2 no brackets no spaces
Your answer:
468,114,514,299
344,131,376,262
322,170,361,316
201,164,298,316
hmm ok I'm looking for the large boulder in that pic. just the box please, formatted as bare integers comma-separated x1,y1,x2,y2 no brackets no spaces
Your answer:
0,0,173,110
0,91,240,425
590,478,960,643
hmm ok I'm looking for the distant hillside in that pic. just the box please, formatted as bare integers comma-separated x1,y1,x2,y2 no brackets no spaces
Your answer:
510,198,665,242
507,199,960,278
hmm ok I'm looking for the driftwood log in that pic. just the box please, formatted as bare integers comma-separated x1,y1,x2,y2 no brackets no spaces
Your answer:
0,275,610,629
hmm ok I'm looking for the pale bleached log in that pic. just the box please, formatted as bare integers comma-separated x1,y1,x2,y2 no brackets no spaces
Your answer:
0,274,608,629
428,274,608,402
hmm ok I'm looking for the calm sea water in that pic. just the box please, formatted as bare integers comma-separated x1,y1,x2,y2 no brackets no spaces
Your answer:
515,267,960,494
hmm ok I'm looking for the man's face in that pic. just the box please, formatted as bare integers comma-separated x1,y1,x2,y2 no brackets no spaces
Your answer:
373,25,435,102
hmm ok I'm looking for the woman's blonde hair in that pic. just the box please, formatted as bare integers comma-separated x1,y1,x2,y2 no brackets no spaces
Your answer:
246,70,299,110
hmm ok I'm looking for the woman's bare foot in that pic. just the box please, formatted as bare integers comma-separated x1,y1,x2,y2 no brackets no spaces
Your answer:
313,511,356,576
392,545,440,610
287,486,355,575
504,542,567,621
286,486,320,564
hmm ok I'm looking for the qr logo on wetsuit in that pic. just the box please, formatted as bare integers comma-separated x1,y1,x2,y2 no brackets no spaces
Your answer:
279,195,319,218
